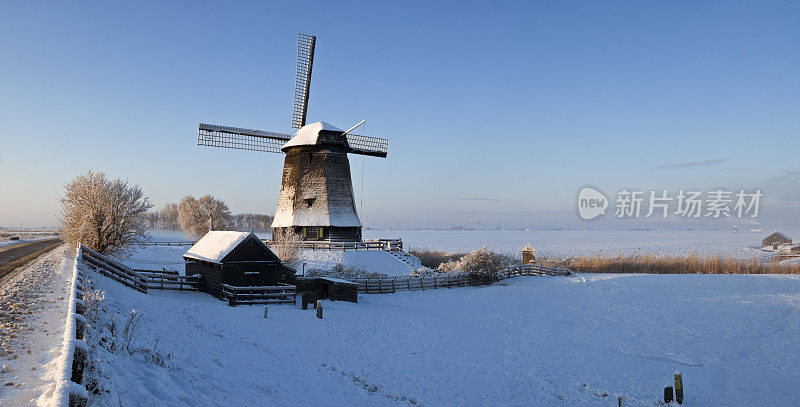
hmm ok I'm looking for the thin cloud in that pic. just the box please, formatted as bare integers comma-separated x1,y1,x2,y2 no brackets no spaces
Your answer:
458,197,501,202
652,158,727,169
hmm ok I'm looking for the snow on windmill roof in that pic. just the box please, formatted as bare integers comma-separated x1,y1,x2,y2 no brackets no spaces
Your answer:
183,231,254,264
282,121,345,150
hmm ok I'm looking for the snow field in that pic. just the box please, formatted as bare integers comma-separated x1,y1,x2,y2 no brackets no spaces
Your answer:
82,264,800,406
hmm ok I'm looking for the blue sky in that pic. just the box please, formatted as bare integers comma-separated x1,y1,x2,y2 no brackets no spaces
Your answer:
1,1,798,229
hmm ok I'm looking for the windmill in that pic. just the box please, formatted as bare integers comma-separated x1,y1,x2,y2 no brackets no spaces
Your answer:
196,33,388,242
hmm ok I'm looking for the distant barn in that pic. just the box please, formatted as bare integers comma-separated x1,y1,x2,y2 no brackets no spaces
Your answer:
762,232,792,247
183,231,295,298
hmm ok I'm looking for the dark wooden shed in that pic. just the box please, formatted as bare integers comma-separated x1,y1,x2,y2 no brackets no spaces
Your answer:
183,231,295,298
295,276,358,303
762,232,792,247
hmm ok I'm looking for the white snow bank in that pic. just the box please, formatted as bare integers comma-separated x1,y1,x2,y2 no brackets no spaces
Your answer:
296,249,413,277
39,245,86,407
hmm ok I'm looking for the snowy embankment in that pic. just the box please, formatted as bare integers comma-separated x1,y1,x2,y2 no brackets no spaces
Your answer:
297,250,412,276
81,268,800,406
120,244,414,277
0,245,74,406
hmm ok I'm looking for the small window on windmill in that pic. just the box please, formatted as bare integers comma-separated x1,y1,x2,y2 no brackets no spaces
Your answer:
305,227,319,239
305,198,315,207
308,153,313,163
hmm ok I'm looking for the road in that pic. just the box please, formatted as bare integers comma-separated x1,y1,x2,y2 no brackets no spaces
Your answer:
0,238,63,280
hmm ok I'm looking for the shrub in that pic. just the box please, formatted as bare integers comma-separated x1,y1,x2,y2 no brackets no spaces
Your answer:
436,247,513,283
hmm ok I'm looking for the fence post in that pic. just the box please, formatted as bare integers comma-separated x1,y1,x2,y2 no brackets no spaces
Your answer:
392,277,396,293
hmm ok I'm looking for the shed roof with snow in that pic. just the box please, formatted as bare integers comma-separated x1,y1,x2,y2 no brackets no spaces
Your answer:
184,231,266,264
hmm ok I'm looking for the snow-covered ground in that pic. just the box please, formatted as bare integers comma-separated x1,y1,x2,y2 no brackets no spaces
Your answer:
0,246,71,406
82,262,800,406
119,244,414,276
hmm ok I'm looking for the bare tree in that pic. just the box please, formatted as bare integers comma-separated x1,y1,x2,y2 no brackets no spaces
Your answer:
177,195,232,238
60,170,152,254
159,203,179,230
270,228,302,266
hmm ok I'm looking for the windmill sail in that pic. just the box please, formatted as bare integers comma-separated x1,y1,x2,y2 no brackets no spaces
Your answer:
198,123,292,153
347,133,388,157
291,33,316,130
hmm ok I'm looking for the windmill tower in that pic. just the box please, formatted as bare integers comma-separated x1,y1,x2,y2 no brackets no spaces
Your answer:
196,34,388,242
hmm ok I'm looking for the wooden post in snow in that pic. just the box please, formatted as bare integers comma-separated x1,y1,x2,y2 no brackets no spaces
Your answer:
674,372,683,404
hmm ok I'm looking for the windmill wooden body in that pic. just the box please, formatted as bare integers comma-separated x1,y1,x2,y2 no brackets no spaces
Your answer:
197,34,387,242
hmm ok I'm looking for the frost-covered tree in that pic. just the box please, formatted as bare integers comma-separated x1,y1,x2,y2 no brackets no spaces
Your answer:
158,203,179,230
60,170,153,254
270,227,302,266
177,195,232,238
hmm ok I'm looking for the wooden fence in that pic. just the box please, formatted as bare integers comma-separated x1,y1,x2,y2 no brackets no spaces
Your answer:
79,245,148,293
259,238,403,252
137,271,200,291
221,284,297,306
137,241,195,247
355,264,571,294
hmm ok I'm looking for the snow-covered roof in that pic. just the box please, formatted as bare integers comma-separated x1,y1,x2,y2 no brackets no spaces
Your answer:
282,121,345,150
183,231,254,264
317,277,359,286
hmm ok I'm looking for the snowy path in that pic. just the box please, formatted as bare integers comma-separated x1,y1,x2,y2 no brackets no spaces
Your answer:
83,266,800,406
0,246,71,405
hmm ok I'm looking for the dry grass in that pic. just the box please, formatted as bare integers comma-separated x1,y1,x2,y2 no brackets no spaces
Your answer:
542,254,800,274
408,248,466,269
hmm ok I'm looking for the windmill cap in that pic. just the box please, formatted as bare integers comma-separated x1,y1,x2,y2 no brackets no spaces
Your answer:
282,121,347,151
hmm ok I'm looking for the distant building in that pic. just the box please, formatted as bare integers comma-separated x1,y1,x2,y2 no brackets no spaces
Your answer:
522,244,535,264
183,231,295,298
762,232,792,247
